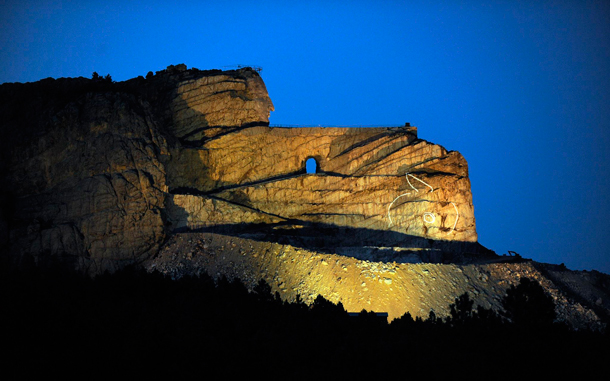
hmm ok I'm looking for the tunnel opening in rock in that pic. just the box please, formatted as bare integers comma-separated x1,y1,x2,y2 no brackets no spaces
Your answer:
305,157,318,174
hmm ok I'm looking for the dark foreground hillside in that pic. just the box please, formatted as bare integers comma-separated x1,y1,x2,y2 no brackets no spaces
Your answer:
2,259,608,378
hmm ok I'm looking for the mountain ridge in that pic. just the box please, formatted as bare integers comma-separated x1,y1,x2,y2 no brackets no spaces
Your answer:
1,65,608,329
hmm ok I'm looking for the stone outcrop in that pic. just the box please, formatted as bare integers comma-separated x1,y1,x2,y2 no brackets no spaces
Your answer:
0,88,169,273
1,65,608,328
0,65,274,273
1,65,482,273
169,69,274,143
167,126,478,247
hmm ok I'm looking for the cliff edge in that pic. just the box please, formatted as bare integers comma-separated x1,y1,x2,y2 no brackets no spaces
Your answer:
0,65,273,273
0,64,484,273
1,65,607,328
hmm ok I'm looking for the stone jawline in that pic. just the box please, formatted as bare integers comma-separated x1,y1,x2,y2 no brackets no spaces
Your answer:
178,121,270,146
169,170,305,196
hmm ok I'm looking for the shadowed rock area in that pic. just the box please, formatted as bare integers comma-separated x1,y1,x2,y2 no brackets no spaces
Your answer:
1,65,608,328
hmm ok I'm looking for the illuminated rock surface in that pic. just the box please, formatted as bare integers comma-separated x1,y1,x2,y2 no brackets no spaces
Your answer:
1,65,608,328
147,232,605,328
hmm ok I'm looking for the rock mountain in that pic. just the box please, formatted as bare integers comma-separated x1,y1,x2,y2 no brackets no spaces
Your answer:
1,64,608,327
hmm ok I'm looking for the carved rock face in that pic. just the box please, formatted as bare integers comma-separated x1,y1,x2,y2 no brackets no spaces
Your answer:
167,125,478,246
3,67,606,329
0,66,479,273
169,70,274,144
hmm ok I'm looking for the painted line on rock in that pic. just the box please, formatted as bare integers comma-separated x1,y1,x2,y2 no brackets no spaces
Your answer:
406,173,433,193
388,173,433,226
448,202,459,235
423,212,436,223
387,191,412,226
388,173,459,235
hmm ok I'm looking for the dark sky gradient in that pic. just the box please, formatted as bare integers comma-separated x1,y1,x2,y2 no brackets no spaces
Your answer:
2,0,609,273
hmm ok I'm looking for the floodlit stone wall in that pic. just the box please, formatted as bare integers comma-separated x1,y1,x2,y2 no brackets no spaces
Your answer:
0,66,478,273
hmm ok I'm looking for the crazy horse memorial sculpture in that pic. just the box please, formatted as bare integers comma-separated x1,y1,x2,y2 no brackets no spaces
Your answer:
1,65,607,326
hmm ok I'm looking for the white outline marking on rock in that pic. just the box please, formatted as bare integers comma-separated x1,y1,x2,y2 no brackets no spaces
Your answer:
423,212,435,224
388,173,459,235
388,173,433,226
447,202,459,235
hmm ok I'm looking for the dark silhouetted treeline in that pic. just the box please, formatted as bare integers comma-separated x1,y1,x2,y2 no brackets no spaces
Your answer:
1,260,608,378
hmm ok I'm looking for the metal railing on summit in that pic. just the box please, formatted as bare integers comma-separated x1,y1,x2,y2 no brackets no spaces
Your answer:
222,65,262,73
269,124,411,128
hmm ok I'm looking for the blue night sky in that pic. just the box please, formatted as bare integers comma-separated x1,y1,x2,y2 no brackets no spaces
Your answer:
2,0,609,273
